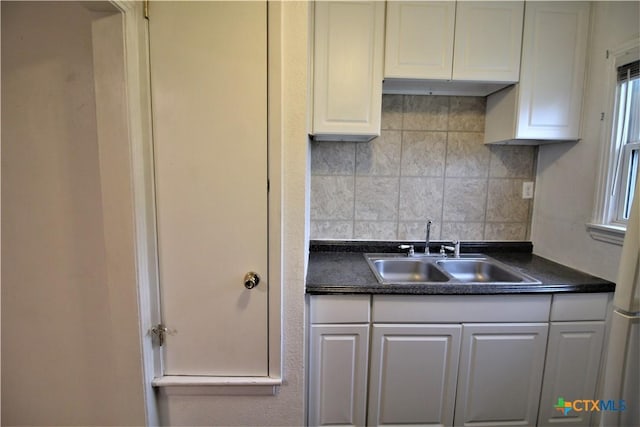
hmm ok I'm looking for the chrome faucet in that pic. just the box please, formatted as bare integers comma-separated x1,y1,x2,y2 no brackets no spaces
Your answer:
424,220,433,254
440,240,461,258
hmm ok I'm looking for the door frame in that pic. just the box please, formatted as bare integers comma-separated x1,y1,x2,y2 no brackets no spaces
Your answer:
111,0,284,422
106,1,160,424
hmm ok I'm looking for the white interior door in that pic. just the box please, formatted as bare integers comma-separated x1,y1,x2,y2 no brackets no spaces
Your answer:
148,1,268,376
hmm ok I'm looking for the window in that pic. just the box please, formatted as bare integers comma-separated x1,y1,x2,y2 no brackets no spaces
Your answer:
590,41,639,245
611,60,639,224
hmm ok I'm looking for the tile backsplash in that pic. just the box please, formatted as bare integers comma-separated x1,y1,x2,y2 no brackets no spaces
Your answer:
310,95,537,241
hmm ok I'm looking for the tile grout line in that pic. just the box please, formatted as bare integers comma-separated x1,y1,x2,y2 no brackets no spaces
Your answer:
527,146,539,240
439,96,452,241
351,141,357,239
395,95,405,240
482,136,493,240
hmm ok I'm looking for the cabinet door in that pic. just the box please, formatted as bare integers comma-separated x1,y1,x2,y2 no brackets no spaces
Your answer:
454,323,548,427
515,2,590,140
384,1,455,79
368,324,462,427
452,1,524,82
149,2,268,375
313,1,384,139
309,324,370,427
538,322,605,427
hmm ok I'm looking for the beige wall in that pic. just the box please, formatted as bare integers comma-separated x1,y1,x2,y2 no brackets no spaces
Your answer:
1,2,146,425
531,1,640,281
156,2,309,425
2,1,308,425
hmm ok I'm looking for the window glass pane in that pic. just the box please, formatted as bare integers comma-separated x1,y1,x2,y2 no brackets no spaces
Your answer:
627,78,640,143
624,148,638,220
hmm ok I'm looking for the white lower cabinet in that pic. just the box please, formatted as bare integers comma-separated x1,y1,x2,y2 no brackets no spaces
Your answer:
537,322,606,426
308,293,610,427
454,323,549,427
308,295,371,427
368,324,462,426
309,324,370,427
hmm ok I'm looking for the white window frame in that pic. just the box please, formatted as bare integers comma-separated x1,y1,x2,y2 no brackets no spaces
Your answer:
589,39,640,245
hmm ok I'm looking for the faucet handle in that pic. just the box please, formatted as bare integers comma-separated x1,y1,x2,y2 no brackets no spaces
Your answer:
452,240,460,257
440,240,461,258
398,244,415,257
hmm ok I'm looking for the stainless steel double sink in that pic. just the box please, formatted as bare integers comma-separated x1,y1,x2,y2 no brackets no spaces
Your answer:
364,253,541,285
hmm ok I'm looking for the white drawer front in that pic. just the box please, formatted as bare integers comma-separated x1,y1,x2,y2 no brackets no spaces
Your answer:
310,295,371,324
550,293,611,321
373,295,551,323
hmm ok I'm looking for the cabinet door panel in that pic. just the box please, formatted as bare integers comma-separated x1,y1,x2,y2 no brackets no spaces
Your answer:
384,1,455,79
149,1,268,375
454,323,548,427
516,2,590,139
313,1,384,138
368,324,462,426
309,325,369,427
538,322,605,426
453,1,524,82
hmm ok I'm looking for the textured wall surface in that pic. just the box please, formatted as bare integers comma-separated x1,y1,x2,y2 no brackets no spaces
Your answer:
1,3,146,425
311,94,537,241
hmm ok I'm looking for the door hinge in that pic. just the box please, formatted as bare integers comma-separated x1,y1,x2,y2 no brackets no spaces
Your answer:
606,49,610,59
144,0,149,20
267,179,270,192
150,324,175,346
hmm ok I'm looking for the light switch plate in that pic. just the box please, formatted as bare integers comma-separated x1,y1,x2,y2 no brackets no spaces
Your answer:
523,182,534,199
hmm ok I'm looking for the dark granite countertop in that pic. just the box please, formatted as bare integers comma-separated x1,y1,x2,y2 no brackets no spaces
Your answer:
306,241,615,295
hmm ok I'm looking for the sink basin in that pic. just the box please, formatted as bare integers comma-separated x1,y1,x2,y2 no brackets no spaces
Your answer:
371,258,450,283
364,254,541,285
436,259,527,283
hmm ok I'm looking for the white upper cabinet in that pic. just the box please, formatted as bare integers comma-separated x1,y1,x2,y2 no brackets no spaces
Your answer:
312,1,385,141
385,1,523,83
384,2,455,80
452,2,524,82
485,2,591,144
